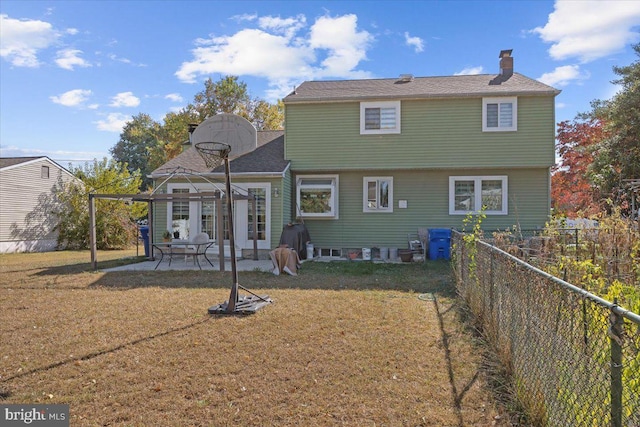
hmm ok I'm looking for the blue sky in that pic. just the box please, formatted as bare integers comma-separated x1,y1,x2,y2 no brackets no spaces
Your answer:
1,1,639,167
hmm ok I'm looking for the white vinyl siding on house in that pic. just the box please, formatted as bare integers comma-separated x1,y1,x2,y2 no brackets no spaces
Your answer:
297,175,339,218
363,177,393,212
360,101,401,134
449,176,508,215
0,158,78,252
483,97,517,132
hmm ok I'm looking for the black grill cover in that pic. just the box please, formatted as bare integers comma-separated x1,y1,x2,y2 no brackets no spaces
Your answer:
279,223,311,259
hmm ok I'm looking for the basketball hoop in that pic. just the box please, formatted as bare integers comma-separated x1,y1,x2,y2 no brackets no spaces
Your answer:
194,141,272,315
195,142,231,169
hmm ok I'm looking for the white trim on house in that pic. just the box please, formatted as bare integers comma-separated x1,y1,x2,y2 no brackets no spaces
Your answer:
296,174,339,219
449,175,508,215
363,176,394,213
165,182,272,250
0,157,76,180
482,97,517,132
360,101,401,135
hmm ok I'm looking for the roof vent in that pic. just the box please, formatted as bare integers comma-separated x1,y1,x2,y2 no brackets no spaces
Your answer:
397,74,414,83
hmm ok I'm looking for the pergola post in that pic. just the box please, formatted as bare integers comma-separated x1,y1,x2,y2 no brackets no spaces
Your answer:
216,196,225,271
89,194,97,270
147,200,153,260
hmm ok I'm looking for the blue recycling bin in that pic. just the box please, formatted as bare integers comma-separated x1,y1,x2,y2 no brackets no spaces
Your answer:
139,226,150,257
428,228,451,260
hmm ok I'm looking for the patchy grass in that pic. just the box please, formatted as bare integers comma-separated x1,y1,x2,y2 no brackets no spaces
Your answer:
1,251,507,426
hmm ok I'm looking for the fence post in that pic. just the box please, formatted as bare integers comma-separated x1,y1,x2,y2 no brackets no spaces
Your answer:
610,299,623,427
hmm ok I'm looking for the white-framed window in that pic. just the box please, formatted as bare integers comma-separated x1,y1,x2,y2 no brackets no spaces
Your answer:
297,175,339,218
170,187,190,238
449,176,508,215
363,177,393,213
360,101,401,134
482,97,517,132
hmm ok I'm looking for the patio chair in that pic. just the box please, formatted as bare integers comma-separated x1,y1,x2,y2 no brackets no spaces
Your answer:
185,232,214,269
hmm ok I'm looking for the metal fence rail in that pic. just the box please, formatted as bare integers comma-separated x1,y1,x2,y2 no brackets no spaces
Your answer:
452,231,640,427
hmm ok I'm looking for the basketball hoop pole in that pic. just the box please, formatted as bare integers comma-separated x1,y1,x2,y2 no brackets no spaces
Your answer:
223,154,239,312
195,141,272,315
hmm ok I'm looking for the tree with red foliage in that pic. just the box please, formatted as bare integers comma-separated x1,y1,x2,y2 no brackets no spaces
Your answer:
552,116,609,217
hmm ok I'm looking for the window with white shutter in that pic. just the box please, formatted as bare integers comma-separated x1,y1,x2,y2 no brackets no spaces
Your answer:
483,97,517,131
360,101,401,134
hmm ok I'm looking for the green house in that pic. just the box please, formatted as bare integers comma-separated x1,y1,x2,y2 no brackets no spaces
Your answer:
151,50,559,259
282,50,560,252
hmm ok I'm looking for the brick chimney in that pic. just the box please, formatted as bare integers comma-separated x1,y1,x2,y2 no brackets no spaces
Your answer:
499,49,513,78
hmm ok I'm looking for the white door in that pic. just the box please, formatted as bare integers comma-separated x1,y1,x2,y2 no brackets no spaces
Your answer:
234,184,271,250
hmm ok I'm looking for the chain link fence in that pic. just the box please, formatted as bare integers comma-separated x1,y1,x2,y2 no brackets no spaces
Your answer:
452,230,640,427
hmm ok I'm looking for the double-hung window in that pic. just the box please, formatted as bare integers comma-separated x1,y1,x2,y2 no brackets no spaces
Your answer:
483,97,517,131
360,101,401,134
297,175,339,218
171,188,190,238
363,177,393,212
449,176,508,215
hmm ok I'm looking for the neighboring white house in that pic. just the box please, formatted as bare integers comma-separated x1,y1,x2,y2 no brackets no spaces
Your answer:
0,157,79,253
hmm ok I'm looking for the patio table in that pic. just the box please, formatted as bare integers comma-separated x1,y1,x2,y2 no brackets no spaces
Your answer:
153,240,215,270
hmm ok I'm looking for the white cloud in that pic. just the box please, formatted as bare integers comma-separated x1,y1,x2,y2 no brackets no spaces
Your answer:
165,93,183,103
532,1,640,62
0,14,61,67
231,13,257,23
454,66,484,76
537,64,590,87
107,53,146,67
404,32,424,53
109,91,140,108
0,144,106,162
259,14,307,38
176,13,373,100
95,113,129,132
309,14,373,77
50,89,92,107
55,48,91,70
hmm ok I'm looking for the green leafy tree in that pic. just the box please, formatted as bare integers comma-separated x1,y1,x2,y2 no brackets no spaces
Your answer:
158,108,200,161
192,76,250,120
55,158,145,250
110,113,163,190
251,98,284,130
589,43,640,212
191,76,284,130
110,77,285,179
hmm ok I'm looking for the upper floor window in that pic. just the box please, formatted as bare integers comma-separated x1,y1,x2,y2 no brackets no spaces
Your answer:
41,165,50,179
297,175,339,218
483,97,517,132
360,101,401,134
449,176,508,215
363,177,393,213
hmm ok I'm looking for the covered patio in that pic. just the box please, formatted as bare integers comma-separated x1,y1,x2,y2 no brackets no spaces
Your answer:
88,187,261,271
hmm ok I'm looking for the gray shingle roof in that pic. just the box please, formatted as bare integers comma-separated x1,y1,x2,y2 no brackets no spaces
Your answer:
151,130,287,177
284,73,560,103
0,157,45,169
